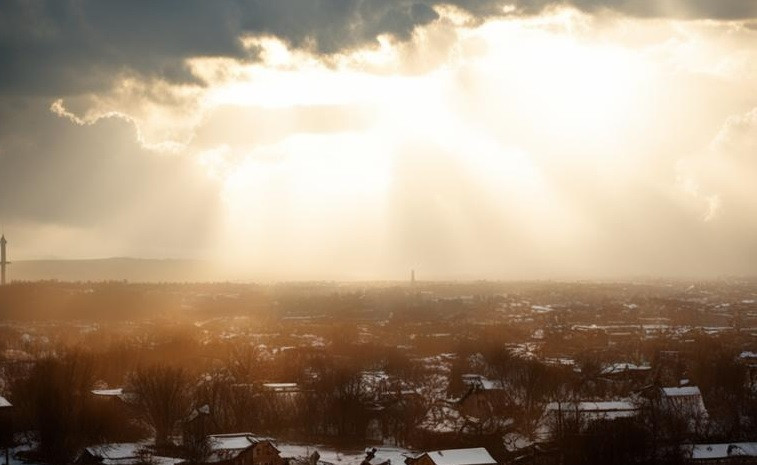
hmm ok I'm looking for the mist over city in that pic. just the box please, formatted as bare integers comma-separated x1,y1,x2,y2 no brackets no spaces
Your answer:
1,1,757,464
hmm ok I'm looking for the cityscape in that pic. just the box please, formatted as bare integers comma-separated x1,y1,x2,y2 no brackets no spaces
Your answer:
3,276,757,464
1,1,757,465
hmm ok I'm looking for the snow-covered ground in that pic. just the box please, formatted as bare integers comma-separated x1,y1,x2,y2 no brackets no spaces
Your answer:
6,442,44,465
277,444,414,465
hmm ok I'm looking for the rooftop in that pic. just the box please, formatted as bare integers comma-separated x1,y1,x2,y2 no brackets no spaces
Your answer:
417,448,496,465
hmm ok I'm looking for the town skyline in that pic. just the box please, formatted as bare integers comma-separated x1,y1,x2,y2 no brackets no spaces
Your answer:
3,3,757,464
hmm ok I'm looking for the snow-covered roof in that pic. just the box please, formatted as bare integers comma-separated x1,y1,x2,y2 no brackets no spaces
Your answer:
545,401,636,412
85,442,143,460
600,363,651,375
543,357,576,367
461,374,504,391
206,434,276,464
531,305,553,314
91,388,124,397
83,442,183,465
662,386,702,397
0,395,11,408
544,401,638,420
691,443,757,460
209,433,270,450
277,444,412,465
661,385,709,422
263,383,299,392
417,448,496,465
90,387,136,403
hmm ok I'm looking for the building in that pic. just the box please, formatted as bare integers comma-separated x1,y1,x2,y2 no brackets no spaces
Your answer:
405,448,497,465
662,386,708,419
0,395,13,463
599,362,652,382
76,442,183,465
688,443,757,464
206,433,284,465
455,375,512,429
541,400,638,439
543,400,638,423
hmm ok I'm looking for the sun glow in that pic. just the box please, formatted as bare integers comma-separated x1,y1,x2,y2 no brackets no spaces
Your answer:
178,8,722,278
206,17,646,181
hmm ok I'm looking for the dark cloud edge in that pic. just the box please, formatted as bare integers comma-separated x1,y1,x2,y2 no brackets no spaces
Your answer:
0,0,755,98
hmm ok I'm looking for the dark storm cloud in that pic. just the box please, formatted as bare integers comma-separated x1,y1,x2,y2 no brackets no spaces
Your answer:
0,0,441,95
0,98,220,239
0,0,252,95
3,0,753,97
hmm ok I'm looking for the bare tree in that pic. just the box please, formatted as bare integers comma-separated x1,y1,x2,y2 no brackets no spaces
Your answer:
11,351,97,462
511,359,561,439
130,365,190,448
228,345,263,384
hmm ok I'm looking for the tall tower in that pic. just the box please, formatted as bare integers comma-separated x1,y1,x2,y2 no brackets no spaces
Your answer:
0,235,8,285
411,269,415,287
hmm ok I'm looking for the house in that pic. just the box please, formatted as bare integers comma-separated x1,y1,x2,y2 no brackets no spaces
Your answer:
405,448,497,465
599,363,651,382
541,400,638,438
662,386,708,419
656,386,709,435
76,442,183,465
688,442,757,464
0,396,13,454
737,352,757,391
457,375,509,420
544,400,638,422
206,433,284,465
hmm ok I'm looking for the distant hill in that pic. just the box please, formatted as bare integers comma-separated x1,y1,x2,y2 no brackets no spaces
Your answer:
9,258,217,282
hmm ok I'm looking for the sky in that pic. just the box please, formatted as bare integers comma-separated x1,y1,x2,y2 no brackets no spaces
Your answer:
0,0,756,280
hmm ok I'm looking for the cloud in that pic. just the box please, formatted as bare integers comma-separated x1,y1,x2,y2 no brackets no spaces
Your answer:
678,107,757,226
0,3,756,277
2,0,755,98
0,0,441,96
710,107,757,156
48,76,206,153
0,98,221,257
0,0,247,95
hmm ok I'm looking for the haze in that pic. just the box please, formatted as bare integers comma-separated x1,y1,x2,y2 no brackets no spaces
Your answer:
1,1,756,280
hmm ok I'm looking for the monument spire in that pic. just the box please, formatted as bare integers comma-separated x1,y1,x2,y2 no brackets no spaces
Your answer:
1,234,9,285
